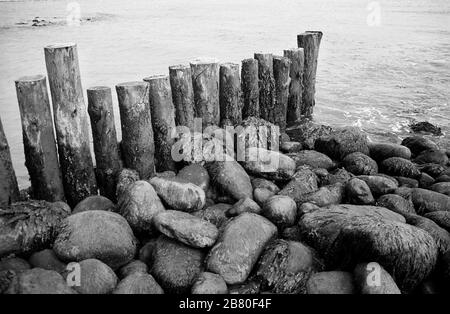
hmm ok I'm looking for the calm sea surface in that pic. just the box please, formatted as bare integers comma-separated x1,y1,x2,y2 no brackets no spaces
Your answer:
0,0,449,188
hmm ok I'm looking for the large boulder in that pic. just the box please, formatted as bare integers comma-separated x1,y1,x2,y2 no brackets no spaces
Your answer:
117,180,165,234
72,196,115,214
429,182,450,196
73,259,118,294
192,203,231,230
153,210,219,248
298,204,437,292
346,178,374,205
53,210,137,269
410,188,450,214
343,152,378,175
424,211,450,232
113,272,164,294
177,164,210,192
149,177,205,212
255,239,323,294
286,120,333,150
206,213,277,284
227,198,262,216
5,268,76,294
380,157,421,179
405,214,450,255
401,136,438,156
251,178,280,194
0,257,30,273
417,163,446,178
414,149,448,166
298,183,345,207
357,175,398,196
119,260,148,278
287,150,334,170
151,235,204,293
368,142,411,162
278,167,319,204
314,127,369,160
376,194,416,217
28,249,66,274
205,159,253,201
262,195,297,228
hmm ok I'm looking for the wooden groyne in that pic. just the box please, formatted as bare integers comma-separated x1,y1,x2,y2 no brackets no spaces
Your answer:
2,32,323,206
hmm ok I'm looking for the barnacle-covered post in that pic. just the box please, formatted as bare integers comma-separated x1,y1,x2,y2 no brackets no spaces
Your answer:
87,86,122,202
219,63,242,127
169,65,195,130
15,75,65,202
254,53,275,124
273,56,291,132
283,48,304,125
241,58,259,119
44,43,97,207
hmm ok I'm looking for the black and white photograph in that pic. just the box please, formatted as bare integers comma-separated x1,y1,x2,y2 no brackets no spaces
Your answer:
0,0,449,301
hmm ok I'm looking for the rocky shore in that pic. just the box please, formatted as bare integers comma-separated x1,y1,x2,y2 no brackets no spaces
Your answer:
1,117,449,294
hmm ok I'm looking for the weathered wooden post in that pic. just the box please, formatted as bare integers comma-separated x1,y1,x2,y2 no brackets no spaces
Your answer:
116,81,155,179
44,43,97,207
0,117,20,207
297,31,323,117
254,53,275,124
283,48,304,125
273,56,291,132
190,59,220,128
241,58,259,119
144,75,177,172
219,63,242,127
15,75,65,202
87,86,122,202
169,65,195,130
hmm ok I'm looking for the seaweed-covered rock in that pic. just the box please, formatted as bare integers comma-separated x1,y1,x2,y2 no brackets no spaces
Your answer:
306,271,355,294
419,173,435,189
228,280,261,294
251,178,280,194
0,200,70,258
117,180,165,234
116,168,139,200
205,159,253,201
227,198,261,216
153,210,218,248
113,272,164,294
405,214,450,255
343,152,378,175
0,257,30,273
151,235,204,293
415,149,448,166
297,203,321,217
298,205,437,292
255,239,323,294
410,188,450,214
410,121,442,136
206,213,277,284
417,163,446,178
314,127,369,160
53,210,137,269
281,226,303,241
353,262,401,294
280,141,303,153
278,167,319,204
376,194,416,217
262,195,297,228
380,157,421,179
29,249,66,274
321,168,353,186
177,164,210,192
287,150,334,170
5,268,76,294
118,260,148,278
299,183,345,207
346,178,374,205
401,136,438,156
149,177,205,212
192,203,231,229
368,142,411,162
74,259,118,294
429,182,450,197
241,148,295,181
436,175,450,183
357,175,398,196
286,120,333,150
395,176,419,188
72,195,115,214
191,272,228,294
424,211,450,231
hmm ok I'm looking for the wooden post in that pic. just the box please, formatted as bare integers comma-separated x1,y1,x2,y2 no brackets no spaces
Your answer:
241,58,259,119
273,56,291,133
116,81,155,179
297,31,323,117
169,65,195,130
0,116,20,207
219,63,242,127
44,43,97,207
15,75,65,202
87,86,122,202
254,53,275,124
143,75,177,172
283,48,304,126
190,59,220,128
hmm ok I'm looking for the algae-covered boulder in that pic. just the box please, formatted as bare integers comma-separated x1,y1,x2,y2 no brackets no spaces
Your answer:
314,127,369,160
343,152,378,175
116,168,139,200
401,136,438,156
368,142,411,162
405,214,450,255
262,195,297,228
177,164,210,192
206,213,277,284
424,211,450,232
299,183,345,207
286,120,333,150
410,188,450,214
415,149,448,166
72,195,115,214
346,178,374,205
430,182,450,196
380,157,421,179
53,210,137,269
298,204,437,292
278,166,319,204
287,150,334,170
376,194,415,217
5,268,76,294
29,249,66,274
357,175,398,196
241,147,295,181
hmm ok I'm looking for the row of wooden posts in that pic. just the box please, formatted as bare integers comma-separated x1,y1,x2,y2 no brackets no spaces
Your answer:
0,31,323,208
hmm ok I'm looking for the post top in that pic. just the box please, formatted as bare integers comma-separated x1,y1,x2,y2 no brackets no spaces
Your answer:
44,43,77,50
169,64,189,71
143,75,168,82
15,74,46,83
190,57,219,66
116,81,148,88
87,86,111,91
